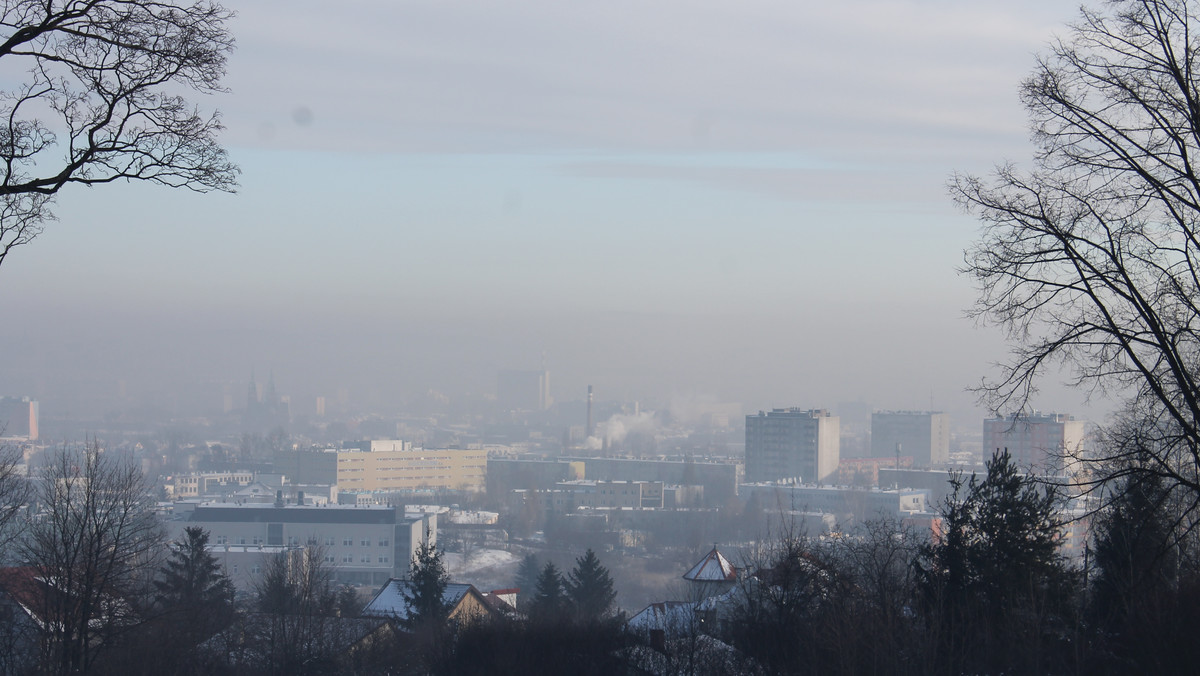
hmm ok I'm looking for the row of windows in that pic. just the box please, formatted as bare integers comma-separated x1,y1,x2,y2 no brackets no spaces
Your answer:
213,535,389,547
339,555,390,564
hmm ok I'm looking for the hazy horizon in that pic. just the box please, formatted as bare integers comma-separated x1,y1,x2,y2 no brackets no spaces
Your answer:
0,0,1107,430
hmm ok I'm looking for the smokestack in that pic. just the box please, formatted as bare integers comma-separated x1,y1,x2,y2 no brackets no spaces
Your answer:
586,385,594,439
895,443,902,489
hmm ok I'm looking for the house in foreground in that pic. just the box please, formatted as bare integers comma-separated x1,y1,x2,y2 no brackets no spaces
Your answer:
362,579,502,626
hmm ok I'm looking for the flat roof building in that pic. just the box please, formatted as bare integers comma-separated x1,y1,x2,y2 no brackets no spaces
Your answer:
276,441,487,493
983,413,1086,476
172,503,434,587
745,409,839,484
871,411,950,468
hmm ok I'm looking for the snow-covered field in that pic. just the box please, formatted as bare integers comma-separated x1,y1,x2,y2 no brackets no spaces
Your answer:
442,549,522,591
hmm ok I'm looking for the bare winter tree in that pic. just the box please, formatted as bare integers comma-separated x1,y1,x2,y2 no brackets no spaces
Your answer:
956,0,1200,507
0,441,29,556
20,441,162,674
0,0,238,270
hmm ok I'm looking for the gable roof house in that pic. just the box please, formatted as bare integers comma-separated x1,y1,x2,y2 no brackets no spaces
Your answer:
0,566,139,673
362,579,498,627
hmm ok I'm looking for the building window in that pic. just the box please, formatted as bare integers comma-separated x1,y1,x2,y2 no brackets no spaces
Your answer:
379,539,389,547
215,535,227,545
343,537,353,546
325,537,335,546
343,555,354,563
361,556,370,563
252,565,261,574
361,538,371,546
379,556,389,563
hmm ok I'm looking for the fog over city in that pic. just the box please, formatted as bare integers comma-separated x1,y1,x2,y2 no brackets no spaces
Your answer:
0,0,1094,424
10,1,1200,674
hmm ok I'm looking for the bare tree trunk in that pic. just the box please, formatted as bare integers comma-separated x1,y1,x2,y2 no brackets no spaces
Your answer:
20,441,162,674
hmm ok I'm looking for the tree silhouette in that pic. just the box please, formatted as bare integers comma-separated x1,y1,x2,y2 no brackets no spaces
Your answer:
21,442,163,674
513,553,540,613
956,0,1200,520
0,1,239,271
566,549,616,622
916,450,1074,674
402,532,450,631
528,562,567,624
154,527,234,633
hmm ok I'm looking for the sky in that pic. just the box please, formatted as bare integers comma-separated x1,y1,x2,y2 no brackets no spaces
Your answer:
0,0,1102,427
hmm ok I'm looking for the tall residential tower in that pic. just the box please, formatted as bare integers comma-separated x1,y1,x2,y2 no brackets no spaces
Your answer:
745,408,840,484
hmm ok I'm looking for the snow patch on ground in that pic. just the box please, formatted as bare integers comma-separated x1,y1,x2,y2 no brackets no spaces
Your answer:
443,549,520,577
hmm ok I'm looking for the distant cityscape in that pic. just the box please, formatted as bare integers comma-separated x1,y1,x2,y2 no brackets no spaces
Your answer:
0,367,1094,610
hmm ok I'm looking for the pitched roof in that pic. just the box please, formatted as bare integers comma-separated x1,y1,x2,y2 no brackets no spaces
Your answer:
626,601,695,633
361,579,475,620
0,566,137,629
682,547,737,582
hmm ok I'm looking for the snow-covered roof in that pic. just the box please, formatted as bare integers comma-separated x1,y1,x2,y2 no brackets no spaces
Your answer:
682,547,737,582
361,579,475,620
627,601,695,633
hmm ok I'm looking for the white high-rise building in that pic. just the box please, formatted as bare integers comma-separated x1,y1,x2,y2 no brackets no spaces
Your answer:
745,408,840,484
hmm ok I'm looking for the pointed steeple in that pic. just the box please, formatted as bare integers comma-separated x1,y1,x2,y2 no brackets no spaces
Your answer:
248,368,260,407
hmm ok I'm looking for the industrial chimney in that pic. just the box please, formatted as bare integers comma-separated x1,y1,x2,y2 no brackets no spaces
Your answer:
586,385,594,439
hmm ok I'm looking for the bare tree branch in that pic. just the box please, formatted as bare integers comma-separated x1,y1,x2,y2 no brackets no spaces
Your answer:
0,1,237,271
957,0,1200,511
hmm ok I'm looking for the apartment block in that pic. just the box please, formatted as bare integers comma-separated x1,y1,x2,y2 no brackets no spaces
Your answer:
745,408,840,483
871,411,950,468
983,413,1086,475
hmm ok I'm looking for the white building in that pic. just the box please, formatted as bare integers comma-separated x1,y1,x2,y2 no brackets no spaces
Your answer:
171,503,434,587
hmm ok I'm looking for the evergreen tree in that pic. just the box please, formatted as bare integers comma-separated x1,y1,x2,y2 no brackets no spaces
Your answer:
513,553,540,612
1091,473,1176,622
566,549,617,622
150,526,236,670
403,531,450,630
528,562,567,623
915,449,1074,674
335,584,362,618
156,527,236,624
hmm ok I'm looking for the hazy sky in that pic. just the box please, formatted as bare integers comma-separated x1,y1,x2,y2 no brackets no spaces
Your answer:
0,0,1102,425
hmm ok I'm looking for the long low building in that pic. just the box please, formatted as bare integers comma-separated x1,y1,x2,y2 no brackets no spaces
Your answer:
275,440,487,493
740,482,926,521
170,502,435,587
489,456,740,505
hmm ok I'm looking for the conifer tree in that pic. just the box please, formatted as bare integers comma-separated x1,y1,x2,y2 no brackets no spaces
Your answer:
915,450,1073,674
513,553,540,612
156,527,235,625
402,531,450,630
529,562,567,623
566,549,617,622
1092,475,1173,606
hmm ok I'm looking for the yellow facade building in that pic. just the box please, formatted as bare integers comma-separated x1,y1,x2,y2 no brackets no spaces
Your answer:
335,441,487,492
